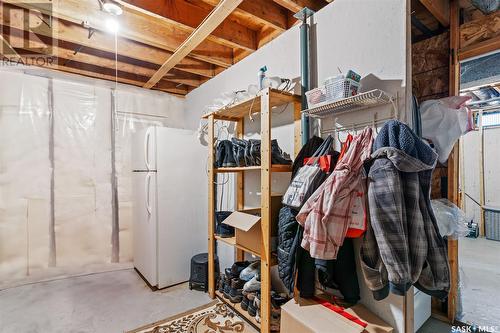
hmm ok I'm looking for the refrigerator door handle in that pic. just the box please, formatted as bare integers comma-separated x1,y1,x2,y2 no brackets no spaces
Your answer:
144,128,151,171
145,172,152,217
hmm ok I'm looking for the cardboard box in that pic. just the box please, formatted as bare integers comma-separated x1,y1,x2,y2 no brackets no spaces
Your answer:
280,298,393,333
222,196,281,255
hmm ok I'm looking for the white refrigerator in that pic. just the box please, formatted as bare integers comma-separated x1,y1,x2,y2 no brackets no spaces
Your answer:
132,126,207,289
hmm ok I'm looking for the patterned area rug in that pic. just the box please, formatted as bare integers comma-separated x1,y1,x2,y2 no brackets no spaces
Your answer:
127,300,257,333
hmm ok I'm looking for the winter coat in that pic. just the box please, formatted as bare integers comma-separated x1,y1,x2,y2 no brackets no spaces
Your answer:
297,127,374,260
360,120,450,301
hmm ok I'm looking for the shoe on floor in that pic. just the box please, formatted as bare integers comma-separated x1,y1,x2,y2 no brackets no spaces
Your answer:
243,273,261,292
239,261,260,281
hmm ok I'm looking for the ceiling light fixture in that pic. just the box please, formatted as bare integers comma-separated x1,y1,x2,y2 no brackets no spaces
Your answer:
106,18,119,33
101,0,123,16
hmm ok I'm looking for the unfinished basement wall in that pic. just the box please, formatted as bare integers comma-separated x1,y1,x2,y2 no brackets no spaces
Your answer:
185,1,409,331
0,69,185,288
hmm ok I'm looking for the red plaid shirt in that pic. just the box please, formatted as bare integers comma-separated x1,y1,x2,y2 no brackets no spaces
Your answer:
296,128,373,259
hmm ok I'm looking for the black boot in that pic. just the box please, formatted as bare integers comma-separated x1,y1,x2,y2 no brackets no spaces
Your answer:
271,139,292,165
215,141,225,168
221,140,236,167
244,140,254,166
231,138,247,167
249,139,261,166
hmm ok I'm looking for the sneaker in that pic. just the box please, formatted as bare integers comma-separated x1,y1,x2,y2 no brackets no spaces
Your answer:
240,261,260,282
231,138,247,167
243,273,261,293
229,288,244,303
215,211,234,238
271,139,292,165
247,299,257,317
241,295,250,311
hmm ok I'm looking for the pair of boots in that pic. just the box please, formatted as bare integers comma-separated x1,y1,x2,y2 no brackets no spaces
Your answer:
216,138,292,168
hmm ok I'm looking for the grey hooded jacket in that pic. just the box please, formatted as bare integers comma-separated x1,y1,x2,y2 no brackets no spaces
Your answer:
360,120,450,301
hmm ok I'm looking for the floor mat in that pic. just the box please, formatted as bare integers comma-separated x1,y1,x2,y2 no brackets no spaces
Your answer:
127,300,258,333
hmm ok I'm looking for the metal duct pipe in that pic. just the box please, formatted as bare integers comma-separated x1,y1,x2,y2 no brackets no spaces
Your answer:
294,8,315,145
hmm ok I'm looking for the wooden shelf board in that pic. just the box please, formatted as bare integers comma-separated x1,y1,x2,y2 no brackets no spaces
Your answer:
216,291,261,330
215,164,292,173
202,88,300,120
215,236,261,257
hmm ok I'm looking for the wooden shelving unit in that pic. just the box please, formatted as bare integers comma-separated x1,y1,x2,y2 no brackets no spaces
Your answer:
206,88,301,333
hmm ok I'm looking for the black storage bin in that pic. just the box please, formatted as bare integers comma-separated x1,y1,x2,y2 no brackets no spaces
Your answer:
189,253,219,292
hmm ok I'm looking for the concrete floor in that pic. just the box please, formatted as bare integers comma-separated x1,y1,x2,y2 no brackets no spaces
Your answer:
417,317,452,333
0,269,211,333
459,237,500,327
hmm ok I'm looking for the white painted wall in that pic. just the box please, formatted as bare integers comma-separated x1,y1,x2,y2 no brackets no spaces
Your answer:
184,1,410,332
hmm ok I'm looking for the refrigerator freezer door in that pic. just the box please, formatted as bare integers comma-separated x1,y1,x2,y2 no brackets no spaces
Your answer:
132,171,158,286
132,127,157,171
156,128,208,289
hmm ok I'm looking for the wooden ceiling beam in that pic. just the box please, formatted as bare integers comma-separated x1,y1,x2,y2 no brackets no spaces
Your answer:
7,0,234,67
272,0,325,13
459,11,500,49
120,0,257,51
4,28,205,89
9,51,189,95
419,0,450,27
144,0,243,89
197,0,288,31
1,3,222,78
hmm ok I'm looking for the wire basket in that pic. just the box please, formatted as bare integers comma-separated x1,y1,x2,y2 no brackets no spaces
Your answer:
306,78,360,109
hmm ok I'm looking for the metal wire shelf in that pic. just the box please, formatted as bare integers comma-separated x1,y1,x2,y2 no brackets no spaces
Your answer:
302,89,394,118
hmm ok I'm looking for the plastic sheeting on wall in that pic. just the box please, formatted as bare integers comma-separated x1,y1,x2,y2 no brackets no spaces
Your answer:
0,72,51,280
0,70,185,285
52,81,113,267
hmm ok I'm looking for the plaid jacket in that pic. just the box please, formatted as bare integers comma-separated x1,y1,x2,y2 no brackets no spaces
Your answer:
296,127,373,260
360,120,450,300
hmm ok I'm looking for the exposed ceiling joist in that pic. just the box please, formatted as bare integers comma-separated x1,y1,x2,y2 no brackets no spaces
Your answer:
419,0,450,27
460,10,500,49
144,0,243,89
273,0,325,13
460,35,500,60
7,0,234,67
1,3,222,78
4,28,206,89
118,0,257,51
197,0,288,31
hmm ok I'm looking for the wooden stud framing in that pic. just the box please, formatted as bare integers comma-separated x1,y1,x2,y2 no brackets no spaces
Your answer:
419,0,450,27
447,0,460,323
208,114,216,298
479,112,486,237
